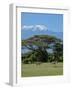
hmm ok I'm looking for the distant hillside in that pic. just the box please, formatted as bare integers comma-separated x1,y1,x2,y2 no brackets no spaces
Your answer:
21,29,63,40
47,30,63,40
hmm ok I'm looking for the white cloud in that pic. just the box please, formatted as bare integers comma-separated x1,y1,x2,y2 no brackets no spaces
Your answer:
22,25,34,30
22,25,48,31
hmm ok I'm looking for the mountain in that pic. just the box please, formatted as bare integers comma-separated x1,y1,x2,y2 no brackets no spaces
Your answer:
21,29,63,40
46,30,63,40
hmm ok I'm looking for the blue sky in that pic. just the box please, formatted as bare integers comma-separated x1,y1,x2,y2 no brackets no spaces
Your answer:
21,12,63,40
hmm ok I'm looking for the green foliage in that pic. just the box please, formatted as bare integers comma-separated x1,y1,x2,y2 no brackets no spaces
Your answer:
34,49,48,62
21,35,60,49
53,42,63,62
22,49,48,64
47,53,54,62
21,35,63,64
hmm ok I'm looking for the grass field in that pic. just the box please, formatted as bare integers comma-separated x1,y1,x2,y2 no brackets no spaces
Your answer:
21,63,63,77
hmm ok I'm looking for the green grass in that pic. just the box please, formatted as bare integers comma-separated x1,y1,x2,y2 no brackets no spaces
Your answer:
21,63,63,77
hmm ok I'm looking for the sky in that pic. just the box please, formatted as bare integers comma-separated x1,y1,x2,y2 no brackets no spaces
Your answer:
21,12,63,40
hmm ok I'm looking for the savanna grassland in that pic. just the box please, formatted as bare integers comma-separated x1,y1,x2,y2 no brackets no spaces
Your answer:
21,63,63,77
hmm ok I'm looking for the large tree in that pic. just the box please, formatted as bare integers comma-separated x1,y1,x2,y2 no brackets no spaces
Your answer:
22,35,62,63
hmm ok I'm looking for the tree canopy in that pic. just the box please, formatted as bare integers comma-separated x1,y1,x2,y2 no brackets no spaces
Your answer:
21,35,63,64
22,35,62,50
